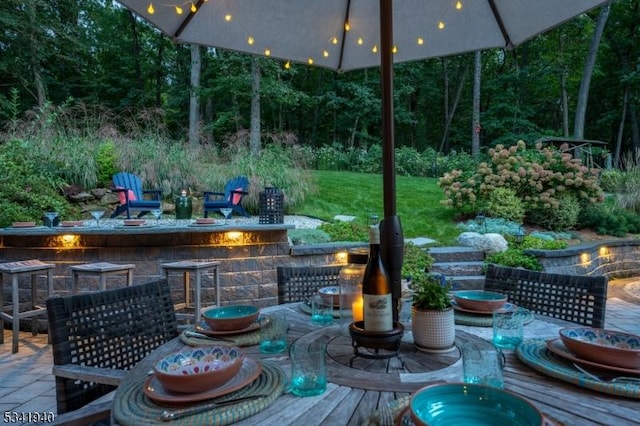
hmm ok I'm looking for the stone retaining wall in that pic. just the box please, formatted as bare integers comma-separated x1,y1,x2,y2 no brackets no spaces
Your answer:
526,239,640,278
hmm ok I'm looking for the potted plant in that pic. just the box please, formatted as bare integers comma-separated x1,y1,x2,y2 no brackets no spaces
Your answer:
403,244,455,352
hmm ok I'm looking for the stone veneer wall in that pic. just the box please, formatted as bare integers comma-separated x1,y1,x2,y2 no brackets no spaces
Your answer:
526,239,640,278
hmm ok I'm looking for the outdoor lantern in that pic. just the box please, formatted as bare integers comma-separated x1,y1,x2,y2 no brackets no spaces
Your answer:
259,187,284,224
339,248,368,336
175,189,193,220
515,226,526,245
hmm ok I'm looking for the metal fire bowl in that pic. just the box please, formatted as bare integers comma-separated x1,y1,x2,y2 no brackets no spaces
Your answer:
349,321,405,350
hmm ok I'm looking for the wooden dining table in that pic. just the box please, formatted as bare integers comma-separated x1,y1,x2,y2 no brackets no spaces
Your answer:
111,302,639,426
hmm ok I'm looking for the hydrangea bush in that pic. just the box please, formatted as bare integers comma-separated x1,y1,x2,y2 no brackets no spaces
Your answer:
438,140,605,230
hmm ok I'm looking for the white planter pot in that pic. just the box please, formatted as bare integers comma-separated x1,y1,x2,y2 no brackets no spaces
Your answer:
411,306,456,352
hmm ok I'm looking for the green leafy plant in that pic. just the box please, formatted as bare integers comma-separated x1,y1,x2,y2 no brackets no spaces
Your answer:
485,249,543,271
401,242,450,310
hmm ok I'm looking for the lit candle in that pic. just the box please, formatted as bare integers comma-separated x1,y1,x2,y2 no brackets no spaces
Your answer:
352,296,364,322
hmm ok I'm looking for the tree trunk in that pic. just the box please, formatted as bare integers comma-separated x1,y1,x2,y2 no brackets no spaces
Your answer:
27,1,45,107
250,57,261,155
189,44,201,147
471,51,481,158
614,89,628,168
573,1,611,139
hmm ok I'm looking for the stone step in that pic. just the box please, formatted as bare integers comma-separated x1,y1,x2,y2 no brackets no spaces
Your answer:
449,275,486,291
432,260,485,277
428,246,484,263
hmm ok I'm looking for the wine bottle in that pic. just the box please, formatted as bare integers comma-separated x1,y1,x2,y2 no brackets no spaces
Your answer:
362,221,393,332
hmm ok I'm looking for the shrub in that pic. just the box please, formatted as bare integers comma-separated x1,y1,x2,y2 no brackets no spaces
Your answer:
438,140,604,230
528,193,580,231
578,203,640,237
485,187,525,223
318,220,368,242
485,250,542,271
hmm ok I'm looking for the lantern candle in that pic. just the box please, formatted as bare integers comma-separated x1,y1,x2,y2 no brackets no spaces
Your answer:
352,296,364,322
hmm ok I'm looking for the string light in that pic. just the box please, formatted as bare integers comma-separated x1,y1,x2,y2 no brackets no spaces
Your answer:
190,2,196,12
175,5,183,14
225,14,232,22
323,50,329,58
438,21,445,30
331,37,338,45
417,37,424,45
372,45,378,53
264,49,271,56
456,1,463,10
284,61,291,69
147,2,154,14
308,58,314,65
344,22,351,31
247,36,254,45
392,46,398,54
357,37,363,45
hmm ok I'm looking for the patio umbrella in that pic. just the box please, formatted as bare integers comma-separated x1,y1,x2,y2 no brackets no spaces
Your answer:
116,0,608,319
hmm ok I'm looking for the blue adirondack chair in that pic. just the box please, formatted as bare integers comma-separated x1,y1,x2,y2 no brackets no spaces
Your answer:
203,176,250,218
110,172,162,219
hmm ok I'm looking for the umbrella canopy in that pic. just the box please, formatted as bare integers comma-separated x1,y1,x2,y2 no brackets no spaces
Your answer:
119,0,606,72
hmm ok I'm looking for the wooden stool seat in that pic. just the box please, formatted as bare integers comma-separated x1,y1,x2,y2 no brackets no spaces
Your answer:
0,259,55,353
70,262,135,294
161,260,220,323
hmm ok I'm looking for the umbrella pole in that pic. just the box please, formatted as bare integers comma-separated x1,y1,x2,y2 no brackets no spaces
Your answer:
379,0,404,323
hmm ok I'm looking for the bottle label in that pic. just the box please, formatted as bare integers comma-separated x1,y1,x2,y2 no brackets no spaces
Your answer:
363,293,393,331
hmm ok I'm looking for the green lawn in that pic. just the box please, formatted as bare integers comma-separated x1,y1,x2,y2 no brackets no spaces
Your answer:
293,170,462,245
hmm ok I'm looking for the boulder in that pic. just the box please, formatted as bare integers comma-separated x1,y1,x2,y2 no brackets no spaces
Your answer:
456,232,508,255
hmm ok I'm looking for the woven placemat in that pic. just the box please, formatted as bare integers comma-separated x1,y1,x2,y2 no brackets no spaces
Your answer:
113,362,285,426
454,307,534,327
517,339,640,399
180,326,262,347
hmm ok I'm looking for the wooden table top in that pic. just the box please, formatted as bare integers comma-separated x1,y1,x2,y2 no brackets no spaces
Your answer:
111,303,639,426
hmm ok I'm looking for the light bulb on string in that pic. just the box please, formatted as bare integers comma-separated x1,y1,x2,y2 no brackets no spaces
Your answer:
175,5,183,14
147,2,154,14
438,21,445,30
247,36,254,45
417,37,424,45
372,45,378,53
190,3,197,12
456,1,463,10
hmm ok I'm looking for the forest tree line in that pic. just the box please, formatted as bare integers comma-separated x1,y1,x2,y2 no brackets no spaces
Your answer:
1,0,639,166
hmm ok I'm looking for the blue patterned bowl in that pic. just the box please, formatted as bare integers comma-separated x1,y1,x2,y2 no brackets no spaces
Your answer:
153,346,244,393
202,305,260,331
410,383,544,426
453,290,507,312
409,383,544,426
559,327,640,369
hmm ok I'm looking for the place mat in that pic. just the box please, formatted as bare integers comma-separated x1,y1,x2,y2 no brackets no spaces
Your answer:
299,300,349,318
180,326,261,347
454,307,534,327
516,339,640,399
113,361,285,426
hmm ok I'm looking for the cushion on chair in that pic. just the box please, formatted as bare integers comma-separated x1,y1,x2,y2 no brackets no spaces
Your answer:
116,187,137,205
231,187,243,205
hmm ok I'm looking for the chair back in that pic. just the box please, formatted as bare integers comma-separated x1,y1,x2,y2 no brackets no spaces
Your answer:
483,264,608,327
112,172,143,200
224,176,249,206
277,265,343,304
46,279,178,414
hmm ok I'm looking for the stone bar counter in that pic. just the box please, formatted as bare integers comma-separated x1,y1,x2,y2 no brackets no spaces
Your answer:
0,220,300,308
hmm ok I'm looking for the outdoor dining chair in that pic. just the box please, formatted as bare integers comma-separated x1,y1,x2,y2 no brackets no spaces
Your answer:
483,264,608,328
46,279,178,424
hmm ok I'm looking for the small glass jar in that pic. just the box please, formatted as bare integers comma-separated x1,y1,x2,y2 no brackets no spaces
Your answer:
339,248,368,335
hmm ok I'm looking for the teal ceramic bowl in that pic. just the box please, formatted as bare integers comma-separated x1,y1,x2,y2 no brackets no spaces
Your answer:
559,327,640,369
453,290,507,312
202,305,260,331
410,383,544,426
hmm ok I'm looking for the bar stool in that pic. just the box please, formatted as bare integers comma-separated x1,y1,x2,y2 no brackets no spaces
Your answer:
0,259,55,353
161,260,220,323
70,262,135,294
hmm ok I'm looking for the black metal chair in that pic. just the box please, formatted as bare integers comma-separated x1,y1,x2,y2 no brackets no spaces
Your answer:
483,264,608,328
276,265,343,304
46,279,178,423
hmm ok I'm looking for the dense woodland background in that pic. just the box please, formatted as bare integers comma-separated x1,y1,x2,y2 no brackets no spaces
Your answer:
1,1,638,163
